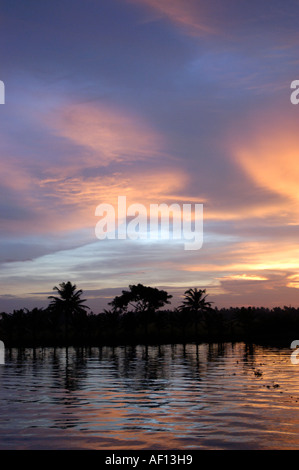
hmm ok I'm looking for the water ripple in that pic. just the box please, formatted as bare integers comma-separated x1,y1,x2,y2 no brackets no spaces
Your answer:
0,343,299,449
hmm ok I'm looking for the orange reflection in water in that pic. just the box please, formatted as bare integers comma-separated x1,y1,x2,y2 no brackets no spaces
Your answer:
2,344,299,450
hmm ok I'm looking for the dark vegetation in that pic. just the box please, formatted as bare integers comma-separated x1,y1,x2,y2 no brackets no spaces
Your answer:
0,282,298,347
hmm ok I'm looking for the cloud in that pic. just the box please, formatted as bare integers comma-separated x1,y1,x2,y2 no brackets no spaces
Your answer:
286,274,299,289
127,0,216,37
128,0,299,47
37,167,190,234
0,96,192,239
213,278,298,308
219,274,269,281
46,102,167,169
233,117,299,208
183,237,299,274
3,0,299,313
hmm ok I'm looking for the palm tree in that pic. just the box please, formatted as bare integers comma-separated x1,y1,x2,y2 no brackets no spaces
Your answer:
179,288,213,337
48,282,90,343
180,288,212,312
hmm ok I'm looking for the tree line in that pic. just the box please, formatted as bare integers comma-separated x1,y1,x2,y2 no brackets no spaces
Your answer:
0,281,298,346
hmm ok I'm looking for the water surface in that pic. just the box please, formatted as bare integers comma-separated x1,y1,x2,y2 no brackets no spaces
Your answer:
0,342,298,449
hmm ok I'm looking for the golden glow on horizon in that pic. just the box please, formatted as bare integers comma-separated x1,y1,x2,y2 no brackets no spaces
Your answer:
183,261,299,273
182,238,299,274
219,274,269,281
287,274,299,289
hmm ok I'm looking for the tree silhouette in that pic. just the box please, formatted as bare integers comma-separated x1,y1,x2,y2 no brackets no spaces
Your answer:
1,285,299,345
109,284,172,314
180,288,212,313
179,288,213,336
48,282,90,343
109,284,172,338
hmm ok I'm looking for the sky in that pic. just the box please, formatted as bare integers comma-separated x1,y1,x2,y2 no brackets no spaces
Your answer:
1,0,299,312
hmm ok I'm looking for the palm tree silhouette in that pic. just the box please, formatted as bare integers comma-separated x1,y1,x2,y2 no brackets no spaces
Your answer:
180,288,211,312
48,282,90,343
179,288,213,337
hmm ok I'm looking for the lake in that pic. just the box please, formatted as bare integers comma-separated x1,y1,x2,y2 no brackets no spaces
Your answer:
0,342,298,450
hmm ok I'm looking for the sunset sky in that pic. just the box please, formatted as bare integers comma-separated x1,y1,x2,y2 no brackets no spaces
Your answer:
1,0,299,312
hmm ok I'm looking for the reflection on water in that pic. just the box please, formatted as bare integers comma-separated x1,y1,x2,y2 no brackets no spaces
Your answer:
0,343,299,449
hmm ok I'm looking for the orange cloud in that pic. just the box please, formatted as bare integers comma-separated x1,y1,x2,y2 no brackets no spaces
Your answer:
127,0,215,36
2,100,201,236
36,101,204,234
39,168,188,205
232,114,299,209
287,274,299,289
218,274,269,281
38,168,190,233
205,203,287,222
46,102,167,170
182,238,299,275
